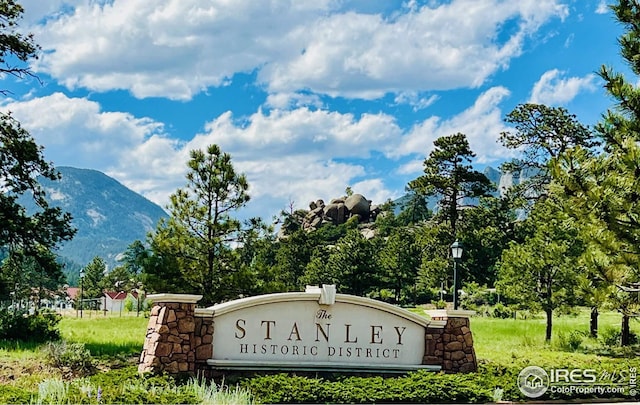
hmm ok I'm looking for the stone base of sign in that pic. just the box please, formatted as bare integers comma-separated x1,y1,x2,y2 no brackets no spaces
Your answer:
138,294,213,374
423,309,477,373
139,294,477,375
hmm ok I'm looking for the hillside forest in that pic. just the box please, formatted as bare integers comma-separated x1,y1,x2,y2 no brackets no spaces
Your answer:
1,0,640,346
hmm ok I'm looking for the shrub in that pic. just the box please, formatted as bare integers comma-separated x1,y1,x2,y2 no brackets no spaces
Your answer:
492,303,514,319
43,341,96,375
35,378,69,405
240,370,501,403
600,326,639,347
460,282,499,307
0,385,33,405
0,309,60,342
239,360,638,404
124,296,135,312
434,299,447,309
555,330,585,351
413,288,438,305
29,370,254,405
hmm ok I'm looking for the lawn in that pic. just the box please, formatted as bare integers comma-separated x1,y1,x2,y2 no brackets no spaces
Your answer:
60,315,148,357
472,308,639,360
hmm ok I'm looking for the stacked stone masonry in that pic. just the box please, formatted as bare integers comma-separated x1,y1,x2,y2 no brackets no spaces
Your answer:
138,299,213,374
422,315,477,373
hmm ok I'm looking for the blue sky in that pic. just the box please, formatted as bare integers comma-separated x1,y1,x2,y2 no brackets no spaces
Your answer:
0,0,628,220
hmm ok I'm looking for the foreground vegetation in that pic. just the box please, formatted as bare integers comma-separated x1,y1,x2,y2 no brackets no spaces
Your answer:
1,308,638,404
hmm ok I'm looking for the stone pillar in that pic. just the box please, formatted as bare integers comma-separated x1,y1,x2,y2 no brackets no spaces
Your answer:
138,294,203,374
423,309,477,373
423,325,445,367
193,308,214,375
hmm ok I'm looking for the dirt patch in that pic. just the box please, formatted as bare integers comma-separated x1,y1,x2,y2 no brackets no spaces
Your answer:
0,357,60,386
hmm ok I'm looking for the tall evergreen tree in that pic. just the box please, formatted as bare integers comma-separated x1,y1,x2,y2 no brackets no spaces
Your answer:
0,0,75,302
500,103,596,202
379,227,420,303
80,257,107,310
496,195,583,341
154,144,250,305
551,0,640,344
456,196,518,287
409,133,494,238
325,229,379,297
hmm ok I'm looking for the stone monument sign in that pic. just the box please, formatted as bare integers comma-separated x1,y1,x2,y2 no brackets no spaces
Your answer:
139,285,477,375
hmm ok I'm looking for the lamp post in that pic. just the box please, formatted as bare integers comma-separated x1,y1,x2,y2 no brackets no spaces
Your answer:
133,282,144,317
450,240,463,310
79,269,85,318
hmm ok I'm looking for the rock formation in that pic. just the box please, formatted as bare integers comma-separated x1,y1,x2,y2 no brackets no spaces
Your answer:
301,193,381,232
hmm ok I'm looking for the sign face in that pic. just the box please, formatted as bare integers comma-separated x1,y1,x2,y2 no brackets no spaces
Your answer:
207,289,428,369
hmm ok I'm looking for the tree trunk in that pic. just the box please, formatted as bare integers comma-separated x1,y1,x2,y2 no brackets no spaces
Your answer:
545,307,553,341
621,314,630,346
590,306,598,338
544,276,553,341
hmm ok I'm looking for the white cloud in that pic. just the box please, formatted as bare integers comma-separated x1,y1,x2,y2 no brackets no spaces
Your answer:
31,0,332,100
529,69,597,105
2,92,168,169
596,1,609,14
30,0,568,100
564,33,574,48
350,178,401,206
2,87,519,216
396,159,425,175
1,92,186,208
19,0,84,25
393,86,514,165
264,92,324,110
186,108,404,208
1,93,402,213
394,92,439,111
262,1,568,98
194,108,403,161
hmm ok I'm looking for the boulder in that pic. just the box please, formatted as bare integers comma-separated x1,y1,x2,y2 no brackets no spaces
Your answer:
323,203,347,224
345,194,370,218
336,203,346,224
310,216,322,228
360,228,376,239
323,203,339,224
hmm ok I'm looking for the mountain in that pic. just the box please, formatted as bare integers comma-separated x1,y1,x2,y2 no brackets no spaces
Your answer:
19,167,168,280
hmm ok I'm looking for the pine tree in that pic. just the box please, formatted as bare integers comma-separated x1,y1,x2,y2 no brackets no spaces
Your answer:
153,145,250,305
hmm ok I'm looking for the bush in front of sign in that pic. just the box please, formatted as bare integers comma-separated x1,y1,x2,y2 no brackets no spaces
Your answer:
239,374,324,404
239,368,507,404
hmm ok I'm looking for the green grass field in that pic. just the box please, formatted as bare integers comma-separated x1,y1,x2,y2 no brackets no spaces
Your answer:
472,310,635,358
60,316,148,357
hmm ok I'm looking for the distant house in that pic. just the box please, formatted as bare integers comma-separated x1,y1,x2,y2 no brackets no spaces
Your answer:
66,287,79,302
10,287,76,312
103,291,139,313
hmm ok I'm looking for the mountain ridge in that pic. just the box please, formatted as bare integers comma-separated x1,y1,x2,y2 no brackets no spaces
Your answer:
18,166,168,281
